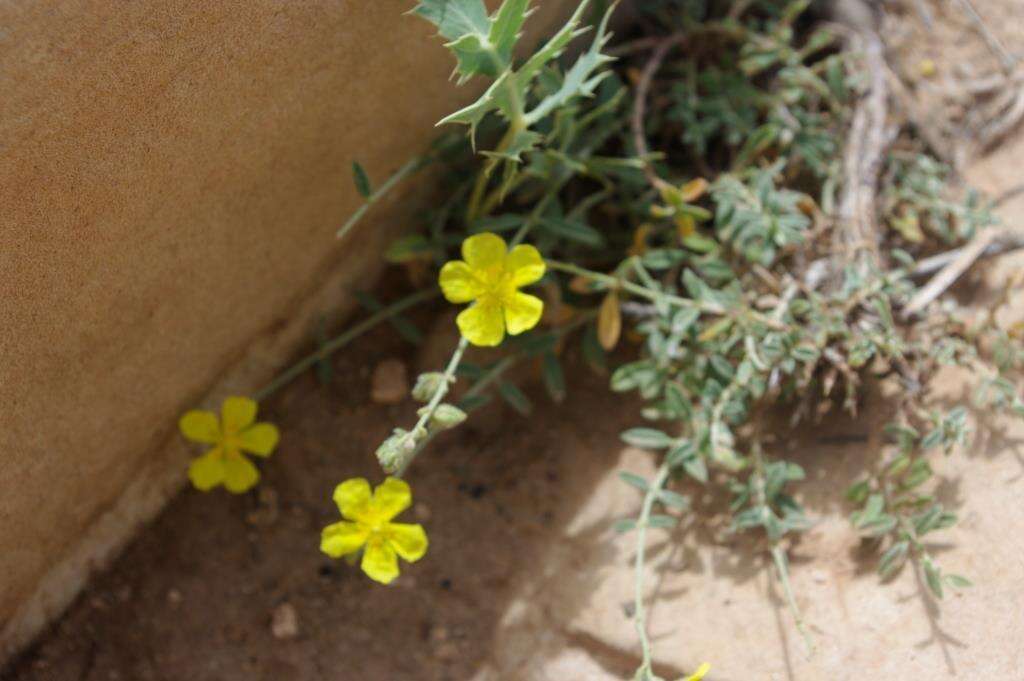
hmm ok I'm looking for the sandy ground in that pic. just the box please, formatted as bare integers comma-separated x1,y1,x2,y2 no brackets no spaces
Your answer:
2,316,649,681
5,1,1024,679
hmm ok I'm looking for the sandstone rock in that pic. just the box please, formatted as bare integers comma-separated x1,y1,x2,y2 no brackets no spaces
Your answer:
271,603,299,640
370,359,409,405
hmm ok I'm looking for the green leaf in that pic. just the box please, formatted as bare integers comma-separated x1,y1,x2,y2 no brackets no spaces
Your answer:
657,489,689,510
618,471,649,491
384,234,434,263
489,0,531,64
682,454,708,484
413,0,489,41
517,0,590,85
845,480,870,503
498,381,532,415
582,323,608,373
646,514,677,529
613,517,637,533
522,1,615,126
538,216,605,247
352,161,372,197
458,393,492,412
542,352,566,403
878,540,908,579
620,428,674,449
944,574,972,588
924,560,944,599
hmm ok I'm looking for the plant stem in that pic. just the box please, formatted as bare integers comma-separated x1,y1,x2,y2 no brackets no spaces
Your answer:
751,444,814,654
395,336,470,476
253,289,438,401
632,462,671,678
337,157,427,240
546,259,725,315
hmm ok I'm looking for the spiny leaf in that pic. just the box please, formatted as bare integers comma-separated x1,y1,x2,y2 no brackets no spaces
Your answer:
351,161,372,198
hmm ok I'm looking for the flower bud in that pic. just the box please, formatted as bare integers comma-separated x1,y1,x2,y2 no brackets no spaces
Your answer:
411,372,447,402
419,403,467,431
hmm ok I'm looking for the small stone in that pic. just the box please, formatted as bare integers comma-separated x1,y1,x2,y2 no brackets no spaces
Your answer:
271,602,300,640
434,642,460,661
414,502,432,522
166,589,182,607
371,358,409,405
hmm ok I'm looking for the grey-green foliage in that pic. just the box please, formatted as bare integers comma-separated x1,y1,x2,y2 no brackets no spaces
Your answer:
882,153,998,244
414,0,615,163
345,0,1024,667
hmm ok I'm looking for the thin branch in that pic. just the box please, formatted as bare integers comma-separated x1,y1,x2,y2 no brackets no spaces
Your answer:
833,10,894,276
631,33,687,193
950,0,1017,74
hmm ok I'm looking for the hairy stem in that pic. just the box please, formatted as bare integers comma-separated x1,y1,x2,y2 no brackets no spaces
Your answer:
254,289,438,401
395,336,470,476
632,462,672,678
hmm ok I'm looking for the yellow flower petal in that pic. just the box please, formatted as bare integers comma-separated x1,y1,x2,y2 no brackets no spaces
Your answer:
461,232,506,269
503,292,544,335
361,540,400,584
238,423,279,457
333,478,372,520
221,396,258,434
506,244,546,287
372,477,413,522
179,410,221,444
188,450,225,491
386,522,428,562
684,662,711,681
223,454,259,493
439,260,482,303
320,521,369,558
457,301,505,347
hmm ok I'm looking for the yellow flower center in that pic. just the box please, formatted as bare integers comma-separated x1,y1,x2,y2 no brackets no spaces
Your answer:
475,264,517,307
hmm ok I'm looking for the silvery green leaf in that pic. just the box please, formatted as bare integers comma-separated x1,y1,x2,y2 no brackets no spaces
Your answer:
878,540,908,579
657,489,689,510
621,428,674,450
924,560,944,599
944,574,972,588
613,518,637,533
618,471,649,491
647,514,677,529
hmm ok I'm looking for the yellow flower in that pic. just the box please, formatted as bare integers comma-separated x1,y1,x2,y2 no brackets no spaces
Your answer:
179,396,279,493
682,662,711,681
439,232,546,347
320,477,428,584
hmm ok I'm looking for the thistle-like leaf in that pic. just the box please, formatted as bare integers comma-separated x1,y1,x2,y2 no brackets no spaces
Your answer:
414,0,532,83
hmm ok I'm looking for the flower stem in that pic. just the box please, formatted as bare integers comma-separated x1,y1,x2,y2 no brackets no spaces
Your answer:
395,336,470,476
253,288,438,402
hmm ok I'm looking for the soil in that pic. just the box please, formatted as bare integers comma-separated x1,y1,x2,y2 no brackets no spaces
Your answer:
2,318,642,681
6,1,1024,680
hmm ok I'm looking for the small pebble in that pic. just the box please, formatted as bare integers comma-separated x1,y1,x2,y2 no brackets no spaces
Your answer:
371,358,409,405
271,602,300,640
167,589,183,607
